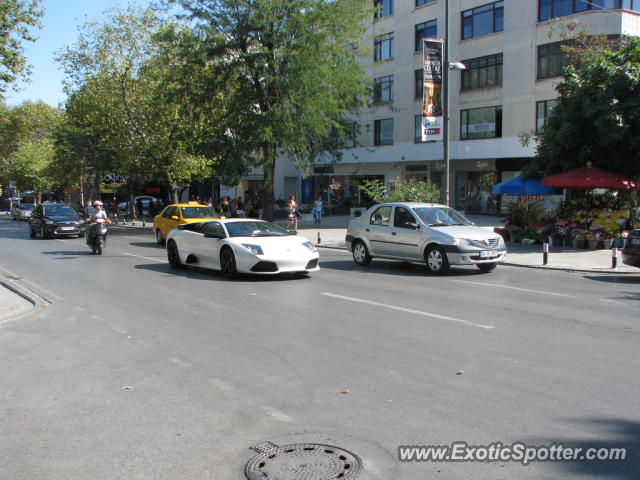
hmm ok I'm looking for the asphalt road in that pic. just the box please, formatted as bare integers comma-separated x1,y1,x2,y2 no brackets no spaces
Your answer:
1,216,639,480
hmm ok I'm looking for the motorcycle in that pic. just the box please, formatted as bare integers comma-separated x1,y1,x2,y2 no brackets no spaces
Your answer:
86,219,108,255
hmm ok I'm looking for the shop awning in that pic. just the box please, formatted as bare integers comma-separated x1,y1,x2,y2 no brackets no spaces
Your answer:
491,176,553,195
541,165,637,190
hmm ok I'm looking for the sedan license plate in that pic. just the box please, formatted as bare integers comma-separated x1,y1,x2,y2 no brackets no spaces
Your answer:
59,227,74,231
631,238,640,246
479,250,498,258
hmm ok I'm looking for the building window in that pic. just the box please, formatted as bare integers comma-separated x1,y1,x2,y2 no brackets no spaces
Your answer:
374,75,394,103
414,69,424,98
536,99,559,132
374,0,393,19
415,115,428,143
415,20,437,51
416,0,436,6
539,0,638,22
374,33,394,62
461,53,503,90
374,118,394,145
538,42,570,79
460,106,502,139
462,1,504,40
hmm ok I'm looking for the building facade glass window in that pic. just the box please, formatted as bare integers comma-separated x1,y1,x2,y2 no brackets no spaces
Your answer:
539,0,638,22
538,41,570,79
415,69,424,98
374,118,394,145
415,19,437,51
536,99,559,132
374,32,394,62
462,1,504,40
460,106,502,139
374,75,394,103
415,115,425,143
416,0,436,6
461,53,503,90
374,0,393,19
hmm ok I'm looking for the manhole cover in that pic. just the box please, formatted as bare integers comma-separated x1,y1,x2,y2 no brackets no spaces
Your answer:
245,441,363,480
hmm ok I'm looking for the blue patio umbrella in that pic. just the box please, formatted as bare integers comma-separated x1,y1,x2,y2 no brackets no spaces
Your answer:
492,176,553,195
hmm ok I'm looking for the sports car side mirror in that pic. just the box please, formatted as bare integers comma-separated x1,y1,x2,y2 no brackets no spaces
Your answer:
204,232,225,239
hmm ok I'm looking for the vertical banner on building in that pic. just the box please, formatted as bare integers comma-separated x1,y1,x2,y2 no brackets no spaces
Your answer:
422,38,444,142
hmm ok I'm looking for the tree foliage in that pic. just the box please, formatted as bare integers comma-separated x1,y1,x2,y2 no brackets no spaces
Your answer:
0,0,43,96
169,0,372,219
527,36,640,179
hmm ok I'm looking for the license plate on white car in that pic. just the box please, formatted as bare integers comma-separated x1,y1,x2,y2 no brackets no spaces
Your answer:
479,250,498,258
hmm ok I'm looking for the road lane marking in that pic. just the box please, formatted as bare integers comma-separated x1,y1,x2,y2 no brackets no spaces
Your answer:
597,298,628,305
207,378,234,392
450,280,574,298
321,292,494,330
90,314,105,322
120,252,165,263
170,357,192,368
111,326,127,335
261,406,294,423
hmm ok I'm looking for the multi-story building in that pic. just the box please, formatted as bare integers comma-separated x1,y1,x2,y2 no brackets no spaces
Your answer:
268,0,640,214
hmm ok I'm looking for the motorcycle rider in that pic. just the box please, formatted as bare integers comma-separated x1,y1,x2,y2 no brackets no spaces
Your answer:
86,200,111,246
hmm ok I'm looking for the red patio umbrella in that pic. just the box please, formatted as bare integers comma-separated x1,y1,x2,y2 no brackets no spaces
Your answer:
541,164,637,190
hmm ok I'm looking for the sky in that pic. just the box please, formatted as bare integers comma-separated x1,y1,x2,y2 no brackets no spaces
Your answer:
6,0,151,108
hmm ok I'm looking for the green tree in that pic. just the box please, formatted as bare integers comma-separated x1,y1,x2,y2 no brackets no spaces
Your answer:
169,0,372,219
8,138,55,202
57,6,224,205
0,0,43,96
526,36,640,179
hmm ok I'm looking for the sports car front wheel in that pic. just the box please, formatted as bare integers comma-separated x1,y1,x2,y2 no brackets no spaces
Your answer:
220,248,238,279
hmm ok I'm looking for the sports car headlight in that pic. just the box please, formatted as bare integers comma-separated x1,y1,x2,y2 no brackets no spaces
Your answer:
44,218,55,225
448,237,470,247
241,243,264,255
302,241,317,252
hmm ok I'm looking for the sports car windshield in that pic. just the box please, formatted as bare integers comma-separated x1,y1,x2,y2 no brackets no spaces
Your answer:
225,221,290,237
181,206,217,219
413,206,472,227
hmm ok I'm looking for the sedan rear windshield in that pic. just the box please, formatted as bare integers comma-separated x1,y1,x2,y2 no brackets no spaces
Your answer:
225,221,290,237
43,205,76,216
181,206,217,219
413,206,472,227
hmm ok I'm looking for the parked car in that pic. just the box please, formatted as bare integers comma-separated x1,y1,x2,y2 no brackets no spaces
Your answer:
166,218,319,278
12,203,34,221
29,203,85,239
118,196,161,215
346,202,506,274
622,229,640,268
153,202,219,245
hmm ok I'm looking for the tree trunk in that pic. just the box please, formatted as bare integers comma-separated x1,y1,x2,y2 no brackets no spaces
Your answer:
261,143,276,221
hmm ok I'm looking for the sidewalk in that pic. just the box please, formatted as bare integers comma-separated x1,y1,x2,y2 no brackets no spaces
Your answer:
112,213,639,274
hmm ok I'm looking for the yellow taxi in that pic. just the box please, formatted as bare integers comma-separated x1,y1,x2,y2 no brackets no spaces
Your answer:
153,202,219,245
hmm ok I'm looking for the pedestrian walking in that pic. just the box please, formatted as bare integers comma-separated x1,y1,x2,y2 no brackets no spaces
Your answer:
285,194,299,232
312,195,323,227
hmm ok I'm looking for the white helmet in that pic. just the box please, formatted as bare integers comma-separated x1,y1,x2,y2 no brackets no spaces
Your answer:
93,200,103,206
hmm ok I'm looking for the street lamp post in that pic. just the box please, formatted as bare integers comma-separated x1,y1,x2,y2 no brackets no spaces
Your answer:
442,0,465,207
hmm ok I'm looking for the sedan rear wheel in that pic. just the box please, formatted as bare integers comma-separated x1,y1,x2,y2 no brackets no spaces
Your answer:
352,240,372,266
425,245,450,275
167,240,183,269
220,248,238,279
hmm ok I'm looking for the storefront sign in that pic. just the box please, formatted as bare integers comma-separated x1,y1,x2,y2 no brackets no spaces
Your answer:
422,39,444,142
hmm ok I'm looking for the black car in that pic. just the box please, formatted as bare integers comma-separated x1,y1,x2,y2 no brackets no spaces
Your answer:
29,203,86,239
622,229,640,268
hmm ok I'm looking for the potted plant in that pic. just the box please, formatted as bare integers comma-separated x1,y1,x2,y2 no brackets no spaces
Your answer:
571,230,587,249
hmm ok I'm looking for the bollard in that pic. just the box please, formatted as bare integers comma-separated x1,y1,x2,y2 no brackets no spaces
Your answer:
317,231,321,244
542,242,549,265
612,247,618,269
